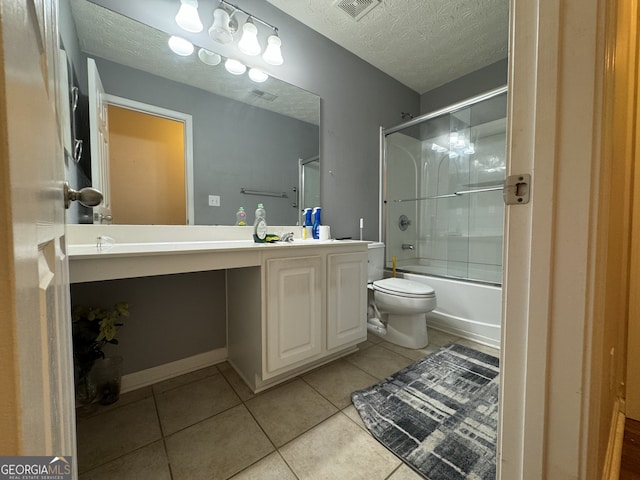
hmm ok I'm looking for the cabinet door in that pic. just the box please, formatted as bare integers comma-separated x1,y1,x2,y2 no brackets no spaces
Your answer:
327,252,368,350
265,256,323,374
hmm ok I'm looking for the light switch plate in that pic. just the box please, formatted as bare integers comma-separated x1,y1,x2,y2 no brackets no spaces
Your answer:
208,195,220,207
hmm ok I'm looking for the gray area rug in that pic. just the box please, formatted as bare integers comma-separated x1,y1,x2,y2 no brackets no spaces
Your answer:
351,343,499,479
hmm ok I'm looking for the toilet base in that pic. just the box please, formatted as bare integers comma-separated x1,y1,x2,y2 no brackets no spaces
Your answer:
377,313,429,349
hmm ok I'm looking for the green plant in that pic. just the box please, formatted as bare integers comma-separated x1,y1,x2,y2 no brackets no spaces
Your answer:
72,302,129,378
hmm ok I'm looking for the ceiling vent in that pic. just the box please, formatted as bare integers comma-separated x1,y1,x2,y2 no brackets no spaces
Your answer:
250,89,278,102
332,0,382,21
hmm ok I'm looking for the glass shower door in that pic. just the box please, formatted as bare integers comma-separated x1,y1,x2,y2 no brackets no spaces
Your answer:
384,89,507,284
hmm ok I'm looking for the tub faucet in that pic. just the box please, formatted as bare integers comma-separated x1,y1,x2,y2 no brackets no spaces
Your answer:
401,243,415,250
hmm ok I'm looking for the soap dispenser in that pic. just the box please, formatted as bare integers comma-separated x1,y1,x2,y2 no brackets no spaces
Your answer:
253,203,267,243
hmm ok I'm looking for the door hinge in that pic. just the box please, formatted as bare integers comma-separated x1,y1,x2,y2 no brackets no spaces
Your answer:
503,174,531,205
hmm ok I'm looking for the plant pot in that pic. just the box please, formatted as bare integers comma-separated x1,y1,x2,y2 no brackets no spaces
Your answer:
75,367,98,407
92,356,123,405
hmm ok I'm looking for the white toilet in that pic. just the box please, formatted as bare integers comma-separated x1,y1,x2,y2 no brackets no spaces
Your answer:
367,242,437,349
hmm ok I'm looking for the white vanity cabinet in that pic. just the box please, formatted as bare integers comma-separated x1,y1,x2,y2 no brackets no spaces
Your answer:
228,244,368,393
66,226,368,395
264,255,323,374
326,251,368,350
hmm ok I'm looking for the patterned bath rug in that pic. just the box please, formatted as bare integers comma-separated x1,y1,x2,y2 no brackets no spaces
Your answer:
351,343,499,480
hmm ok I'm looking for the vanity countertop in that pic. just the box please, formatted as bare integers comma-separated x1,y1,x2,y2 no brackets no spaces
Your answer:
68,238,363,258
67,225,368,283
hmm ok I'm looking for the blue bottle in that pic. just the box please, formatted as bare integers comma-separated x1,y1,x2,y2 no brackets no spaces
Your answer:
312,207,321,239
303,208,313,239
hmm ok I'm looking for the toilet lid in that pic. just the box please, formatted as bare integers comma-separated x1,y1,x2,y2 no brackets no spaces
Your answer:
373,278,435,298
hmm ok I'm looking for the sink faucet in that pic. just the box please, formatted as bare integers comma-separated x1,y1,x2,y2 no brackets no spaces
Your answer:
401,243,414,250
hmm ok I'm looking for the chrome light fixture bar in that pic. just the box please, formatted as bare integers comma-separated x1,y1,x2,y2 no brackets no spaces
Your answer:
211,0,284,65
216,0,278,35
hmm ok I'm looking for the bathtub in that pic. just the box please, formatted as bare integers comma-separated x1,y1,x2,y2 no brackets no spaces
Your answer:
396,271,502,348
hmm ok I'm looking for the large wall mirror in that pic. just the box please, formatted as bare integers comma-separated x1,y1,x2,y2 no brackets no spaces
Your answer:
64,0,320,226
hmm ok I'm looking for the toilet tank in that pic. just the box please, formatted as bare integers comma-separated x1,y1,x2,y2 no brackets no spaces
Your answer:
367,242,385,282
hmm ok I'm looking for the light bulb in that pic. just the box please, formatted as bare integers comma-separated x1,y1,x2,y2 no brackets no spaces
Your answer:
248,68,268,83
209,8,233,44
225,58,246,75
175,0,203,33
168,36,194,56
262,33,283,66
238,18,261,56
198,48,221,65
449,131,459,145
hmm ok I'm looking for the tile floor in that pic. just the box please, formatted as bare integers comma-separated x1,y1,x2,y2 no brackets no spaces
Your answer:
76,329,499,480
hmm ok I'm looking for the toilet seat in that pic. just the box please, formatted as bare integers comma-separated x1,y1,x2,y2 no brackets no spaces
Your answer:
372,278,435,299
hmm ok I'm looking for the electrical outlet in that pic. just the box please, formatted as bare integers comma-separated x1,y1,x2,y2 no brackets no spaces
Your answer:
208,195,220,207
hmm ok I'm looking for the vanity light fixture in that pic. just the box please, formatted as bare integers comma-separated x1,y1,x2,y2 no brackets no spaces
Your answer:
248,68,268,83
175,0,203,33
209,0,284,66
168,35,194,56
209,7,234,44
238,17,261,56
224,58,247,75
198,47,222,65
262,30,284,66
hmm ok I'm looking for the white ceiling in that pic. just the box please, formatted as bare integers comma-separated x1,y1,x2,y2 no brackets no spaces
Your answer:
265,0,509,94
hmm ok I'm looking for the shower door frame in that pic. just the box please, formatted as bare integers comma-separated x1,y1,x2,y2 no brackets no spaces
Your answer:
379,85,508,280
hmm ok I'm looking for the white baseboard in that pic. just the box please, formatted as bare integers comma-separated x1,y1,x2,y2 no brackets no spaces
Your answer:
120,348,227,393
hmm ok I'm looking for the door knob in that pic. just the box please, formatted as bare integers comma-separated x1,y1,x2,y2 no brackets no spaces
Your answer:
64,182,103,209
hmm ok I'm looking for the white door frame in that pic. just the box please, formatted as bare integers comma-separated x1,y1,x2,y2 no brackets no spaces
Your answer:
500,0,606,477
104,94,195,225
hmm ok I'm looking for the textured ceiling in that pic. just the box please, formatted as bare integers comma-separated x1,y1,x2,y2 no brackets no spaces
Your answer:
265,0,509,93
70,0,320,125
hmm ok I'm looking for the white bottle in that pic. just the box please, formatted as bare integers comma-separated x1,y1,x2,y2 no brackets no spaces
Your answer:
253,203,267,243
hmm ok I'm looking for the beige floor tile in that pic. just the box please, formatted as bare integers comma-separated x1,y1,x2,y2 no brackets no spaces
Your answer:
152,365,219,394
79,440,170,480
230,452,297,480
245,379,338,447
378,339,440,361
356,339,375,351
76,386,154,420
218,361,257,402
155,371,241,435
387,463,426,479
280,412,401,480
366,332,384,344
76,396,162,473
345,344,414,379
165,404,274,480
342,404,369,433
427,328,462,346
455,338,501,357
302,359,378,408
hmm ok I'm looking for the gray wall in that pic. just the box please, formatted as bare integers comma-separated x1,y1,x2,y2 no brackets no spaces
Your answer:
93,57,319,226
420,58,508,115
70,271,227,375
